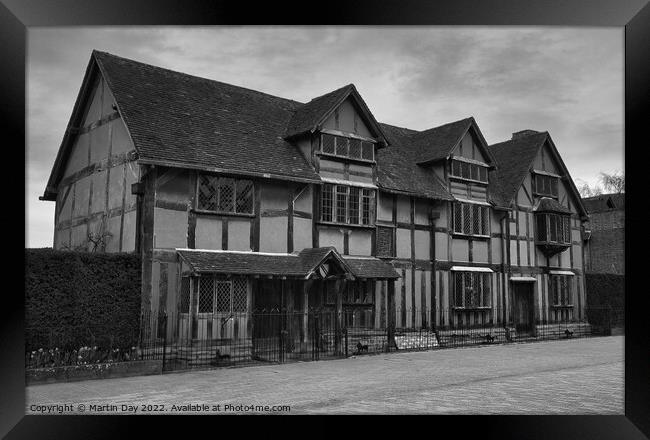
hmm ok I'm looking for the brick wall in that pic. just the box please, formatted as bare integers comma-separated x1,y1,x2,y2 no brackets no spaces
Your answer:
585,209,624,275
588,209,624,232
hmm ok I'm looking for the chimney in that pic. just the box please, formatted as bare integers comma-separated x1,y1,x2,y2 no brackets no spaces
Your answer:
511,129,539,140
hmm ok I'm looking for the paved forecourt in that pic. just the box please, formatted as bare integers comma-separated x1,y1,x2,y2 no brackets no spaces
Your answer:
26,336,624,414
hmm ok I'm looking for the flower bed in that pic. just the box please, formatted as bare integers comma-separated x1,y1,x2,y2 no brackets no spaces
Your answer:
26,345,142,369
26,359,162,385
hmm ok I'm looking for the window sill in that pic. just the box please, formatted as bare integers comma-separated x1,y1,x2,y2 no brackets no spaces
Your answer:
449,176,488,185
532,193,559,199
193,209,255,218
317,152,375,165
317,221,375,229
452,307,492,311
535,241,570,246
452,233,490,240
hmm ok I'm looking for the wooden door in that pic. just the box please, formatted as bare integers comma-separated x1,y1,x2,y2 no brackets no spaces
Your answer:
513,283,535,333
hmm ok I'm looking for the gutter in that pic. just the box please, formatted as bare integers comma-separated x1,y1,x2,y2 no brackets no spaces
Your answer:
137,158,322,185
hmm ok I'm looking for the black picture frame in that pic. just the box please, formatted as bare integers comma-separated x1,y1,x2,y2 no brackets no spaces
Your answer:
3,0,648,437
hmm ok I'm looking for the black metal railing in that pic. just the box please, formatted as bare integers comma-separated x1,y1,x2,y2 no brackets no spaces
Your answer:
25,306,622,372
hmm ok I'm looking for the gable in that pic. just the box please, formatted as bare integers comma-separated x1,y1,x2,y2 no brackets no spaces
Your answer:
531,140,560,175
451,129,489,164
321,97,374,138
62,75,122,181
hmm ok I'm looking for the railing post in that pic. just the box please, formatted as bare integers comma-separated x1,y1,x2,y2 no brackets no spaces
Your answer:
313,313,319,361
387,280,396,352
161,312,168,371
344,327,348,357
334,279,344,356
280,327,286,363
607,305,612,336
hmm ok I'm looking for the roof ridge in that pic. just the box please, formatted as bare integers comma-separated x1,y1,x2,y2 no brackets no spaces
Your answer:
489,131,549,149
381,117,474,137
302,83,355,104
416,116,473,134
379,122,421,134
583,192,624,200
92,50,305,107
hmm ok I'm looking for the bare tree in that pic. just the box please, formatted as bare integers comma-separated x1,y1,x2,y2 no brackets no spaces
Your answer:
86,217,113,252
576,179,602,198
600,171,624,194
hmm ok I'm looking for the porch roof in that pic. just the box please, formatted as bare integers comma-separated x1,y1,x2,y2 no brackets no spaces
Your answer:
176,248,400,280
344,257,401,279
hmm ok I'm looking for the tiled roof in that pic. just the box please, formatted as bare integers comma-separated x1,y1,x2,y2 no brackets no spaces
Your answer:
285,84,353,138
177,248,399,279
94,51,321,183
344,257,401,279
534,197,572,214
44,51,575,209
94,51,460,201
178,250,302,276
376,123,454,200
488,132,549,207
410,118,474,164
582,193,625,213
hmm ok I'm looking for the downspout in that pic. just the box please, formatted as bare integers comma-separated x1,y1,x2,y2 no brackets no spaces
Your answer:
502,210,511,327
430,208,440,333
581,222,591,322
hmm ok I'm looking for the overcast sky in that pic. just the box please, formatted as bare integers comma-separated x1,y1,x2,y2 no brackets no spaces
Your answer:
26,26,623,248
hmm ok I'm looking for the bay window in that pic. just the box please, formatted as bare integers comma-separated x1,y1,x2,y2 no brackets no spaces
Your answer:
535,213,571,245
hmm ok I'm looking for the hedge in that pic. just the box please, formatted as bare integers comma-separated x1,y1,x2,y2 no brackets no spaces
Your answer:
25,249,142,352
585,272,625,309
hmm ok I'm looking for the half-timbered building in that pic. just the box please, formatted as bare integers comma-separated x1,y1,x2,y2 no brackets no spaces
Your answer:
41,51,591,358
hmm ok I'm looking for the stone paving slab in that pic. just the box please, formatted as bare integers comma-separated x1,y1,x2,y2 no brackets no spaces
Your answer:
26,336,624,415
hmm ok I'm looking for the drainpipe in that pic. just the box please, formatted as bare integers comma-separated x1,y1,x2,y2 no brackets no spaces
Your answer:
502,210,511,327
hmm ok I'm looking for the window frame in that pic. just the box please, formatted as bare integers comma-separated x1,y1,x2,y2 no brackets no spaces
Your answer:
320,183,376,227
451,201,490,238
449,158,489,184
195,174,255,217
195,276,249,316
319,133,376,163
549,275,573,307
532,172,560,199
452,272,492,310
535,213,571,245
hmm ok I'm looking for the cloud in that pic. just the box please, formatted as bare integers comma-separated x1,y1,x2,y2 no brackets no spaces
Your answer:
26,26,623,247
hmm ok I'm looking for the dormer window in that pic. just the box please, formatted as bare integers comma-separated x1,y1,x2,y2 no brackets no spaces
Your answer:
320,133,375,162
449,159,488,183
532,172,559,198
